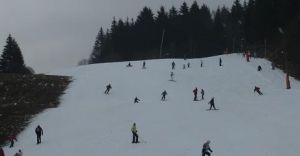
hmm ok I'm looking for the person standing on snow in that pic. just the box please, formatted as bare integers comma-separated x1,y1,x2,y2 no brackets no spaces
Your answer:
161,90,167,101
219,58,222,66
172,61,175,70
208,97,217,110
201,60,203,67
187,62,190,68
35,125,43,144
193,87,198,101
202,140,213,156
201,89,205,100
131,123,139,143
105,84,112,94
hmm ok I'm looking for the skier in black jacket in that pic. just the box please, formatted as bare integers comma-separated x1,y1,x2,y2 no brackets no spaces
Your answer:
202,140,213,156
208,97,216,110
35,125,43,144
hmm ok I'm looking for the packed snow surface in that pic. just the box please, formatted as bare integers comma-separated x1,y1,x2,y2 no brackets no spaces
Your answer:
4,54,300,156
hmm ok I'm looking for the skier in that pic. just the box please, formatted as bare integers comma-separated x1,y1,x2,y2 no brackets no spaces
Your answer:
8,135,17,148
170,72,174,81
193,87,198,101
172,61,175,70
126,62,132,67
202,140,213,156
201,60,203,67
219,58,222,66
257,65,262,71
187,62,190,68
183,64,186,69
142,61,146,69
201,89,205,100
254,86,263,95
161,90,167,101
131,123,139,143
0,147,4,156
208,97,216,110
134,97,140,103
14,149,22,156
35,125,43,144
104,84,112,94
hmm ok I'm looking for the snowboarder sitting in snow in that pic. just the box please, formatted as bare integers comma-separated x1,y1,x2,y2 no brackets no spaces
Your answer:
208,97,217,110
131,123,139,143
202,140,213,156
161,90,167,101
14,149,22,156
8,135,17,148
201,89,205,100
254,86,263,95
193,87,198,101
105,84,112,94
35,125,43,144
126,62,132,67
257,65,262,71
134,97,140,103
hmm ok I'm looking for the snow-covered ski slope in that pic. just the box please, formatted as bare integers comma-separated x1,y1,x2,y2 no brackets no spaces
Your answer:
4,54,300,156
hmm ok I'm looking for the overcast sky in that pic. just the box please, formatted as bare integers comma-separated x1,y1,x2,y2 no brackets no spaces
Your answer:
0,0,235,73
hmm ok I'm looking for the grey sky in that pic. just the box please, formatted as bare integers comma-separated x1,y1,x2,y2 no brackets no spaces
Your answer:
0,0,235,73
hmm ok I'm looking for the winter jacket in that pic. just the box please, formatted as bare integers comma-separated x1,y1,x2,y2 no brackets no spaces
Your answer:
35,126,43,136
202,142,213,152
131,125,137,133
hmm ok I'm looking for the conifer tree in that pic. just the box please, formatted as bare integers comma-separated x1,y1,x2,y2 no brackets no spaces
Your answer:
0,34,30,74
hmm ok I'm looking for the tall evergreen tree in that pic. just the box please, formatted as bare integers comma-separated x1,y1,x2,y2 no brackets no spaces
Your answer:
0,34,29,74
89,27,105,63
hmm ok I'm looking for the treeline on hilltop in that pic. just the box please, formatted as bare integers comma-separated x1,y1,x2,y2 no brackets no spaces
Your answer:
88,0,300,79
